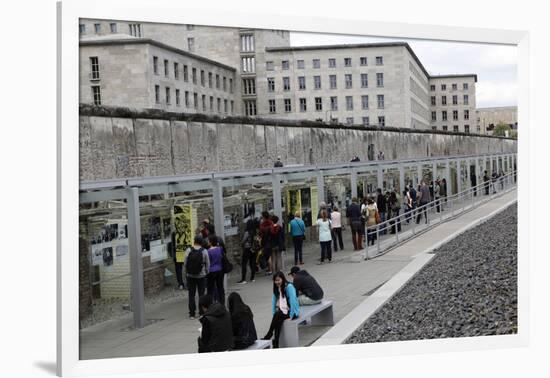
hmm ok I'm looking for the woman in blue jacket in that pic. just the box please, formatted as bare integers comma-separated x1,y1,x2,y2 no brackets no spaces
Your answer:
262,271,300,348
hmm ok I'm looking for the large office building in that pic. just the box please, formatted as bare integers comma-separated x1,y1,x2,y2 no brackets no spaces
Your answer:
79,19,479,132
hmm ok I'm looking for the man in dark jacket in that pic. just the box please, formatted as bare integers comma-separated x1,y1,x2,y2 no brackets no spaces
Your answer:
288,266,324,305
346,197,363,250
197,294,234,353
376,189,387,235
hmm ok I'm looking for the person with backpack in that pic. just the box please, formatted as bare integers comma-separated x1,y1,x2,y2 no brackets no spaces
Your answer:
315,209,332,264
376,189,388,235
185,235,210,319
227,292,257,350
238,219,257,284
206,235,225,306
270,215,285,274
289,211,306,265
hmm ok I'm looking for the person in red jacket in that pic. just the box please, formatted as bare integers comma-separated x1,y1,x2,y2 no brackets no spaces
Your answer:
259,212,274,275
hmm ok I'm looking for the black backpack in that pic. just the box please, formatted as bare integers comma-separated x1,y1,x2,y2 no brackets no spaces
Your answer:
186,248,204,275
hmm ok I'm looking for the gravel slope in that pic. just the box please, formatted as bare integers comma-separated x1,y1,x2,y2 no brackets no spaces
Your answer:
348,203,518,343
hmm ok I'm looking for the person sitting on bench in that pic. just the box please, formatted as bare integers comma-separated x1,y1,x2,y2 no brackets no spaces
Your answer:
288,266,324,306
227,292,257,350
197,294,234,353
262,271,300,348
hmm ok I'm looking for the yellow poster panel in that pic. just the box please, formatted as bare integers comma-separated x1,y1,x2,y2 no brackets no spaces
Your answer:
310,186,318,221
286,188,302,231
174,204,194,263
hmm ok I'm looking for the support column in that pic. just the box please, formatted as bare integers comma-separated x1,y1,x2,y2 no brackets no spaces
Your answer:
456,159,462,194
317,171,325,208
127,187,146,329
272,174,283,223
212,179,225,241
445,160,451,194
377,165,384,191
350,168,358,199
432,161,438,182
417,164,423,186
398,164,404,193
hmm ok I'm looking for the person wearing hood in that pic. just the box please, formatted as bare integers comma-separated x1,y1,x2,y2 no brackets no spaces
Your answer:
197,294,234,353
227,292,257,350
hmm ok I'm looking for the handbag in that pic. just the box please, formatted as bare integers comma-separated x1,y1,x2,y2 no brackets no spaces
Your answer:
221,253,233,274
375,210,381,224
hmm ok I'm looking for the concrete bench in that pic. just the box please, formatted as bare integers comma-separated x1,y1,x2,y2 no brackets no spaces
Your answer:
279,300,334,348
243,339,272,350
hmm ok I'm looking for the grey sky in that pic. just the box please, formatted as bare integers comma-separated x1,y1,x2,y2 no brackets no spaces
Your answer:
290,32,517,108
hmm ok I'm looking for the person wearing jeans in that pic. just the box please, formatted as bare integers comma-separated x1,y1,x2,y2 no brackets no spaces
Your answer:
316,210,332,264
206,236,225,306
346,197,363,250
238,219,257,284
289,212,306,265
331,206,344,252
185,235,210,319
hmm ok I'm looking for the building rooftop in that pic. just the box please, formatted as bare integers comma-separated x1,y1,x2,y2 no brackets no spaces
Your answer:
80,37,237,72
430,74,478,82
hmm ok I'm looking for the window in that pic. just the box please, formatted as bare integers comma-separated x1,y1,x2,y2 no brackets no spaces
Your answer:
330,96,338,111
360,57,367,66
331,118,339,125
282,60,289,70
245,100,257,116
453,110,458,121
362,117,370,126
345,74,352,89
229,78,233,93
313,59,320,69
223,77,227,92
89,57,100,80
431,111,437,121
344,57,352,67
128,24,141,37
266,61,274,71
176,89,180,106
174,63,179,79
441,84,446,90
477,125,481,133
432,126,437,131
188,38,195,51
94,23,101,34
91,85,101,105
463,95,469,105
192,68,197,84
296,59,305,69
208,72,213,88
165,87,171,105
79,24,86,34
216,74,220,89
430,84,436,91
442,96,447,105
346,96,353,111
442,111,448,121
431,96,436,106
463,83,469,90
375,56,383,65
376,73,384,87
242,78,256,95
315,97,322,111
164,59,169,77
153,56,159,75
329,75,337,89
298,76,306,90
154,85,160,104
241,34,255,52
217,98,221,112
186,24,194,30
346,117,354,125
464,110,470,120
209,96,214,111
314,75,321,90
453,125,459,132
283,77,290,91
267,78,275,92
200,70,205,86
299,98,307,112
268,99,276,113
224,99,228,113
361,74,368,88
194,93,198,109
185,91,190,107
464,125,470,133
361,95,369,109
241,57,255,73
378,116,385,127
328,58,336,68
110,23,117,33
452,83,457,90
231,101,234,114
284,98,292,112
377,95,384,109
452,95,458,105
183,65,188,81
442,125,448,131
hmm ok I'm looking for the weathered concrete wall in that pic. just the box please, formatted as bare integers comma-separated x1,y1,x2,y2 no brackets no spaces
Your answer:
79,114,517,181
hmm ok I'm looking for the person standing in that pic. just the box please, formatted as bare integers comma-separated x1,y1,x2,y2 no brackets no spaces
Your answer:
346,197,363,250
388,191,401,234
238,219,257,284
197,294,234,353
416,181,431,224
206,236,225,306
171,231,185,290
274,156,284,168
331,206,344,252
434,179,441,213
259,211,274,275
365,198,378,246
441,178,448,203
185,235,210,319
270,215,284,273
376,189,387,235
403,187,412,224
315,210,332,264
409,183,417,219
289,211,306,265
483,170,490,195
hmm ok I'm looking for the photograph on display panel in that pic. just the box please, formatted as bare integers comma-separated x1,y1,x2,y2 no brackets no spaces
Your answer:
77,16,518,359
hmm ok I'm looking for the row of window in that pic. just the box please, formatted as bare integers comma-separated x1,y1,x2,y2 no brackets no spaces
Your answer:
79,23,142,37
430,83,469,91
431,110,470,121
266,56,384,71
154,85,234,113
431,94,470,106
431,125,472,133
261,73,384,92
267,95,385,113
152,56,233,93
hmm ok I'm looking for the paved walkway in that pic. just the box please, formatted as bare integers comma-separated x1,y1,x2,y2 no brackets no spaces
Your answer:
80,188,517,359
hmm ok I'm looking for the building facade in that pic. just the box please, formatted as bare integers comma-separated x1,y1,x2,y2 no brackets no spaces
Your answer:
476,106,518,135
79,19,481,132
